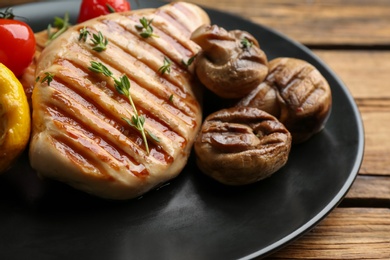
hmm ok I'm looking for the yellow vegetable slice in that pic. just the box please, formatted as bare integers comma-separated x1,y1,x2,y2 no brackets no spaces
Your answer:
0,63,31,173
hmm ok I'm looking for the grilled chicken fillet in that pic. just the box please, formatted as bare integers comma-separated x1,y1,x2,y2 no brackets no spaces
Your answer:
29,2,210,199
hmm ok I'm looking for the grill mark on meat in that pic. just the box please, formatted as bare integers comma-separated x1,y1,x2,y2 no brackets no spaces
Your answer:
50,135,114,180
169,2,201,32
53,44,193,149
150,11,199,54
93,19,194,93
86,39,198,127
77,22,200,126
47,105,150,179
118,14,197,66
155,11,192,39
47,63,177,166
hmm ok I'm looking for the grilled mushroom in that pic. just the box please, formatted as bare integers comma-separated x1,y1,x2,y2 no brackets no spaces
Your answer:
238,57,332,143
191,25,268,99
194,107,291,185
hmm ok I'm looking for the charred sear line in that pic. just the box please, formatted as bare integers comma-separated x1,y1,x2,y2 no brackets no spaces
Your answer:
90,20,197,119
271,64,320,108
56,58,176,160
51,134,113,180
88,50,194,138
101,17,192,82
47,105,149,177
171,3,198,29
152,13,196,53
158,11,192,37
49,72,157,158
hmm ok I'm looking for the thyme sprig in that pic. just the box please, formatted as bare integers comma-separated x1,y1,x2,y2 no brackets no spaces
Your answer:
47,13,71,45
91,31,108,52
135,17,158,38
241,37,254,50
88,61,159,154
158,57,172,75
36,72,55,86
106,3,116,13
78,27,90,42
182,54,197,68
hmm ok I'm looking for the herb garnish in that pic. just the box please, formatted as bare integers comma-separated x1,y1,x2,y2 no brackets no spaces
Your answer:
135,17,158,38
182,54,197,68
91,31,108,52
241,37,254,50
79,27,90,42
47,13,71,45
106,3,116,13
169,94,174,102
158,57,172,75
36,72,55,86
88,61,159,154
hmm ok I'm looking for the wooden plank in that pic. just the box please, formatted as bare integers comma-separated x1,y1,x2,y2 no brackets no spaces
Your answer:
312,50,390,176
0,0,39,8
266,208,390,259
178,0,390,46
5,1,390,45
345,175,390,202
358,108,390,176
314,50,390,100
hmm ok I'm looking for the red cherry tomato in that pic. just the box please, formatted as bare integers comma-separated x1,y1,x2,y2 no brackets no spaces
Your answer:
0,18,36,77
77,0,131,23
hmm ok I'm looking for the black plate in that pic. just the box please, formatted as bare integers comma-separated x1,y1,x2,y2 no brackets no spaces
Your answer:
0,1,364,259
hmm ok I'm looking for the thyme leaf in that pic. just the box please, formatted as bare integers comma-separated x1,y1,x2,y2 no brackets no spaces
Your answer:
37,72,55,86
135,17,158,38
88,61,159,154
158,57,172,75
181,54,198,68
79,27,90,42
241,37,254,50
46,13,71,45
106,3,116,13
89,61,113,77
91,31,108,52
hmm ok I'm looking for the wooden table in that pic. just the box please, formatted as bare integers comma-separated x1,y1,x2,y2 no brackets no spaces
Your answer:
180,1,390,259
1,0,389,259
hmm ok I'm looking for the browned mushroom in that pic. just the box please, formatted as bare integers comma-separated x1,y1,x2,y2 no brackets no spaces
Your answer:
194,107,292,185
238,57,332,144
190,24,268,99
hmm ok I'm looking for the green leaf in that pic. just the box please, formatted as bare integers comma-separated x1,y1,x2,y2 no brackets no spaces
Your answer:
135,17,158,38
158,57,172,75
79,27,90,42
88,61,113,77
106,3,116,13
241,37,254,50
46,13,71,44
40,72,55,86
182,54,198,68
147,130,160,143
91,31,108,52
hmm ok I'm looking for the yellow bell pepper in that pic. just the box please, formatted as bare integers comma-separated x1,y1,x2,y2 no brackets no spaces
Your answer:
0,63,31,173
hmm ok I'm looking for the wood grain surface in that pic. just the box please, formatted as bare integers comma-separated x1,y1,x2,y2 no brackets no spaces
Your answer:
2,0,390,259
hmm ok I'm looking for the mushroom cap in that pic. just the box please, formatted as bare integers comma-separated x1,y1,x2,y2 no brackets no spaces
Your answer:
238,57,332,144
191,25,268,99
194,106,292,185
